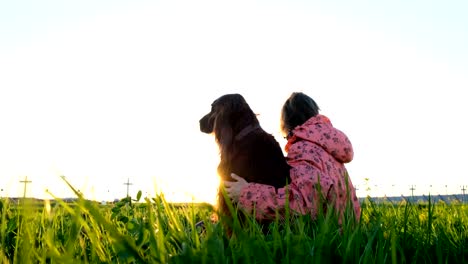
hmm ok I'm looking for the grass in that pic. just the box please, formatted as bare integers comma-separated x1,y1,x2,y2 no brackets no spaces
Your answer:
0,184,467,263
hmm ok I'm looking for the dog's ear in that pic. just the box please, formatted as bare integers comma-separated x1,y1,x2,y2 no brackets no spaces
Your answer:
213,105,233,158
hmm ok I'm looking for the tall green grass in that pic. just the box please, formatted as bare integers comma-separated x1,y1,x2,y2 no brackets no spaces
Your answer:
0,185,467,263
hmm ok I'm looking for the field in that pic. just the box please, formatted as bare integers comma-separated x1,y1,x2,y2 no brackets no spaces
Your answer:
0,184,467,263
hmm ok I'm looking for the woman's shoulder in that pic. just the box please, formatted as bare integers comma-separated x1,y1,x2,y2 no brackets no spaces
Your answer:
302,114,331,127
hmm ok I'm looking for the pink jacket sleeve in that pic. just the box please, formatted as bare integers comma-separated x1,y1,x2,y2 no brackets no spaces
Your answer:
237,163,333,220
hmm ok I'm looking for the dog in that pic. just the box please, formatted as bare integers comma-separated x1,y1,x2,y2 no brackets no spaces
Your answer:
199,94,291,224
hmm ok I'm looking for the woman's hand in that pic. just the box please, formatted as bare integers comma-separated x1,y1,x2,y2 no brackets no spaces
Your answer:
224,173,248,203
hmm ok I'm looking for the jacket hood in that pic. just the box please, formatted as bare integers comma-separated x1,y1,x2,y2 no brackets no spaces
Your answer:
287,114,354,163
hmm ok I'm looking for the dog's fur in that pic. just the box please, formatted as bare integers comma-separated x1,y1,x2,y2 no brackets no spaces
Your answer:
199,94,291,221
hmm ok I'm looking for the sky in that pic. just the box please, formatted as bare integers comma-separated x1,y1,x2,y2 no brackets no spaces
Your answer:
0,0,467,202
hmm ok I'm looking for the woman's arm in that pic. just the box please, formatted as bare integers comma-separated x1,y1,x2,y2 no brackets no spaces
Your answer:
224,173,284,220
225,166,333,221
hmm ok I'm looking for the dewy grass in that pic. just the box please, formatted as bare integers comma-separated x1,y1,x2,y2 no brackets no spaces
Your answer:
0,180,467,263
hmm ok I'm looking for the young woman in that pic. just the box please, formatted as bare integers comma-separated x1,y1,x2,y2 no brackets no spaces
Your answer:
224,92,360,222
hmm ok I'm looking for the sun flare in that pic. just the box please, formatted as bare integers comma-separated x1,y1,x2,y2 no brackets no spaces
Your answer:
152,134,221,205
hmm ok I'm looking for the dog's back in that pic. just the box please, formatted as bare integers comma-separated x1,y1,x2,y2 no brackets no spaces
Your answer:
218,128,291,188
217,127,291,226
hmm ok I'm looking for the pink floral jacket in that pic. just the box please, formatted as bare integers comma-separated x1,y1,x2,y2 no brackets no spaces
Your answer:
238,114,361,221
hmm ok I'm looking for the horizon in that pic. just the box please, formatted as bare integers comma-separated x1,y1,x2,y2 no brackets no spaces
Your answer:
3,175,467,203
2,186,467,203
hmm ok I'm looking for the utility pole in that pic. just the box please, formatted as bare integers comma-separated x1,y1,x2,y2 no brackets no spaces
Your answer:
124,178,133,198
461,185,466,203
410,185,416,201
20,176,32,198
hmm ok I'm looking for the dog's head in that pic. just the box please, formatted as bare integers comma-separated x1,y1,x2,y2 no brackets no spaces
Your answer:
199,94,259,153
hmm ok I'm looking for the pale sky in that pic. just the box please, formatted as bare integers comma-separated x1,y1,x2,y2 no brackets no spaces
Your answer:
1,0,467,202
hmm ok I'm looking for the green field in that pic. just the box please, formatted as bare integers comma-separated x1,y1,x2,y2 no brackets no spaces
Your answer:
0,185,467,263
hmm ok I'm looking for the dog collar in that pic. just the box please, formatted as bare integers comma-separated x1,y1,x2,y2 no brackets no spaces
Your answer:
235,124,260,141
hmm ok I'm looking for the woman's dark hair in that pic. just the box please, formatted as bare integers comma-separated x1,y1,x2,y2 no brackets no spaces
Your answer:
280,92,320,136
